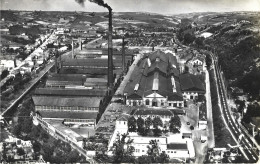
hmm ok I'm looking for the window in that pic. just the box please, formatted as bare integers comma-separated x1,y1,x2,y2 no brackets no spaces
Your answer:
169,103,172,106
145,99,149,105
171,151,173,153
142,150,144,152
179,103,182,107
173,103,177,107
190,95,193,99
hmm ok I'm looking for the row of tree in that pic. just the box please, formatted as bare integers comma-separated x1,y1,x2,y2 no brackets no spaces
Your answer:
128,115,181,136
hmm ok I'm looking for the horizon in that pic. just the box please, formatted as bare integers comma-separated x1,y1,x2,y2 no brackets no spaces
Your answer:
1,0,260,15
1,9,259,16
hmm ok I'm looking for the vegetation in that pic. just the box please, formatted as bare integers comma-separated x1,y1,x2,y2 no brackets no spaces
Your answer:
169,114,181,133
110,133,135,163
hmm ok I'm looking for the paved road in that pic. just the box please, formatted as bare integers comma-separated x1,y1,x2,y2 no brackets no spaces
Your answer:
212,53,259,163
205,68,215,148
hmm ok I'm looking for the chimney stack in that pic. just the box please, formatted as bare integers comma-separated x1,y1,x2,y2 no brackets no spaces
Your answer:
14,58,17,68
72,40,74,58
107,8,114,91
122,35,125,72
55,51,58,73
79,38,82,50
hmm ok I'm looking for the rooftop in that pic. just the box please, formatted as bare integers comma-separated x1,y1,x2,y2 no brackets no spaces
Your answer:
167,143,188,150
38,110,98,120
179,73,205,92
32,96,102,107
133,108,174,116
34,88,107,97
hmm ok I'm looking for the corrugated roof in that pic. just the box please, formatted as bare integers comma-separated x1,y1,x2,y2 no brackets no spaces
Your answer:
167,143,187,150
34,88,107,97
32,96,101,107
124,51,183,102
37,110,97,119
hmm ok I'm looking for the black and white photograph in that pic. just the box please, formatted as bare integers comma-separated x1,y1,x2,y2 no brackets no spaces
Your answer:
0,0,260,163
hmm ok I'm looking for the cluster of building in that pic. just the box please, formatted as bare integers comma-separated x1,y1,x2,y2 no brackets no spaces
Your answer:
32,45,136,146
104,50,206,161
124,50,205,108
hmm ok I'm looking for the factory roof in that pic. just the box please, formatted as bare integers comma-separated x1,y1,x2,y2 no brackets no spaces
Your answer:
34,88,107,97
179,73,205,92
167,143,188,150
124,54,183,101
37,110,98,120
32,96,101,107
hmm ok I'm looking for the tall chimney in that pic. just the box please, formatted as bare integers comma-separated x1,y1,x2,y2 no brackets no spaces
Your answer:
79,38,82,50
72,40,74,58
107,8,114,90
122,35,125,72
55,51,58,73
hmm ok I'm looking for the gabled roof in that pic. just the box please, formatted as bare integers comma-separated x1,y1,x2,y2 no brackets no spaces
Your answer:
124,51,183,102
127,93,143,100
37,110,97,120
133,109,174,116
32,96,101,107
179,73,205,92
34,88,107,97
167,143,187,150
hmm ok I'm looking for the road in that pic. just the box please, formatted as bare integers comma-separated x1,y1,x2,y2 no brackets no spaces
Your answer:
212,53,259,163
0,32,55,88
205,68,215,148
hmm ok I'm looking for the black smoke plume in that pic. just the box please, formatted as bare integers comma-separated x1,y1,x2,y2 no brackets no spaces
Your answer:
75,0,111,10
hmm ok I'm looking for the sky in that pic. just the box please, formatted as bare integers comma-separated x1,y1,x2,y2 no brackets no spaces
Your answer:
1,0,260,14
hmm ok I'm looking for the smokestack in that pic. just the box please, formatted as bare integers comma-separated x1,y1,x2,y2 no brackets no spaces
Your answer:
79,38,82,50
14,58,17,68
107,8,114,90
72,40,74,58
122,35,125,72
55,53,58,73
82,75,86,86
74,0,113,90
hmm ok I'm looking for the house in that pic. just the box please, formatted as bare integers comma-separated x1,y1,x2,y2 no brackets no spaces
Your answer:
179,73,205,100
124,50,184,108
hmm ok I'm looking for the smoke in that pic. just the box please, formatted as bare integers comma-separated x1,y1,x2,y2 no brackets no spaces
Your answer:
75,0,111,10
75,0,86,7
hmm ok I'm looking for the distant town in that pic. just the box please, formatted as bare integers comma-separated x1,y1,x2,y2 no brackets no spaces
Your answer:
0,8,260,164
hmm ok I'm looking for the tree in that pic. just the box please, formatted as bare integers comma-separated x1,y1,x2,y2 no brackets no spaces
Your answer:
152,117,163,129
32,141,41,152
136,155,153,164
145,117,152,130
147,140,160,162
183,33,195,45
156,151,170,163
128,116,137,132
111,133,135,163
17,148,25,156
137,117,145,134
169,115,182,133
